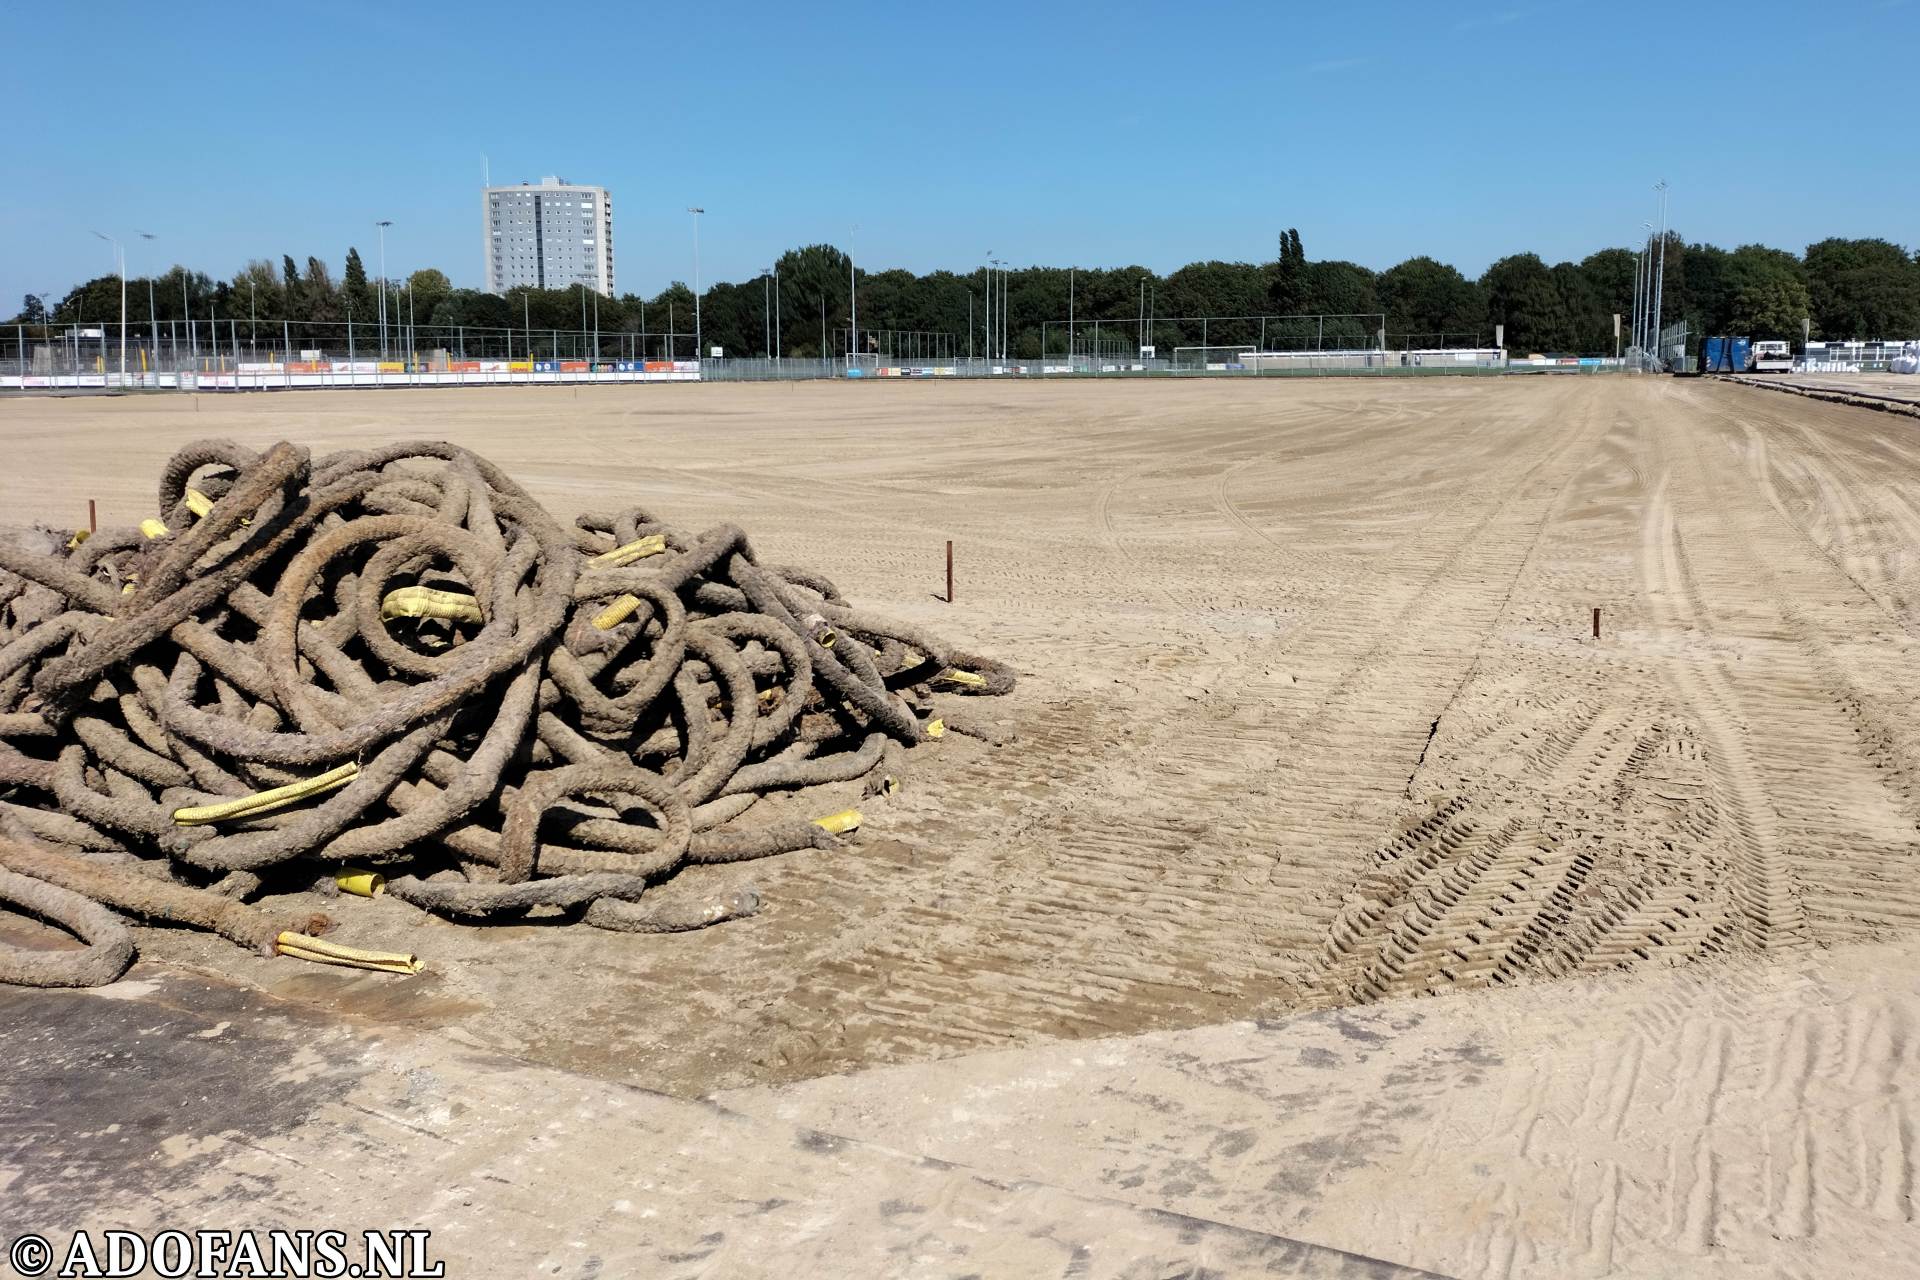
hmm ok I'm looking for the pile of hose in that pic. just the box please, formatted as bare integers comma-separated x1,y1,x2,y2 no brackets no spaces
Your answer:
0,439,1013,987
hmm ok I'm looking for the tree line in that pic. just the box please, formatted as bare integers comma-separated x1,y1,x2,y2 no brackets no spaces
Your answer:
13,229,1920,359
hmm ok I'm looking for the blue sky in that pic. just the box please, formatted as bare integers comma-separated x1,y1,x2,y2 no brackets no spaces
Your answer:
4,0,1913,309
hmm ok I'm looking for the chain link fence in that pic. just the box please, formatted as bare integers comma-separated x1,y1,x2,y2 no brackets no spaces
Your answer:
3,319,1560,390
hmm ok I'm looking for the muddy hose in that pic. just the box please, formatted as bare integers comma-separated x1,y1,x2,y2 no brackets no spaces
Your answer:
0,438,1014,986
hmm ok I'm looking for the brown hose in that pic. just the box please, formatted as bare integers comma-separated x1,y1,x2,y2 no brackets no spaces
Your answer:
0,437,1015,984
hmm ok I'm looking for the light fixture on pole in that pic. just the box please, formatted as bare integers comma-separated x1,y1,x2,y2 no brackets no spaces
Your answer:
998,257,1013,360
375,220,393,358
1630,229,1644,360
1651,180,1669,370
1639,219,1655,363
1643,220,1656,356
91,230,127,382
983,251,993,368
687,207,704,360
138,232,159,368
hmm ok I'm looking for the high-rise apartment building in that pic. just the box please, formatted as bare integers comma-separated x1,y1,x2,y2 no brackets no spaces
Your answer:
483,177,614,295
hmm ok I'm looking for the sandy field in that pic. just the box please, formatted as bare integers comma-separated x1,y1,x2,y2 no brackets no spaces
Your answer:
4,375,1920,1276
1777,370,1920,402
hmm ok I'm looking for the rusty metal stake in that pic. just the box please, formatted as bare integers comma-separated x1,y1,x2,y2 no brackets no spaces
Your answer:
88,499,97,533
1592,606,1600,640
946,540,954,603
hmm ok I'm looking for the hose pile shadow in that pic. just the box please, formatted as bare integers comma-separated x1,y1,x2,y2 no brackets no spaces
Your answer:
0,439,1014,987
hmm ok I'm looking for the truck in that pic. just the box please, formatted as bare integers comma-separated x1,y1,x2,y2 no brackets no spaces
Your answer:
1752,340,1792,372
1700,336,1753,373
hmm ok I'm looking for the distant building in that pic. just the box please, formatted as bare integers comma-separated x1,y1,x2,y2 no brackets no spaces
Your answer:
483,177,614,295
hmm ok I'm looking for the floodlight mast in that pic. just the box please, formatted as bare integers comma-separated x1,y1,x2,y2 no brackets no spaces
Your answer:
91,231,126,381
688,208,704,360
1651,181,1669,369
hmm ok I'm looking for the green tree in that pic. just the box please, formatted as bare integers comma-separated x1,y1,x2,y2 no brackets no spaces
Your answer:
1482,253,1568,353
406,268,453,333
1551,261,1612,353
1378,257,1486,344
1727,276,1813,339
1578,248,1637,343
232,260,283,322
304,256,339,323
767,245,850,357
1302,260,1379,344
1269,227,1307,314
341,248,372,324
1804,238,1919,338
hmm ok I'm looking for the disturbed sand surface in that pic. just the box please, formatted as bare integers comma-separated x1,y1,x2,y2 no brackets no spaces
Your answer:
4,376,1920,1274
3,377,1919,1084
1777,370,1920,403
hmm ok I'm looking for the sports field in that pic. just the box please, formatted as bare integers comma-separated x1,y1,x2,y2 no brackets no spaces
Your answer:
5,376,1919,1275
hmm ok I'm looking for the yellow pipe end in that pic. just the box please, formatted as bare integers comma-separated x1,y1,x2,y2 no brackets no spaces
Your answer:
811,808,863,835
184,488,216,518
172,761,360,827
936,669,988,688
139,517,169,539
924,718,945,739
66,529,90,549
590,593,643,630
336,869,386,898
588,534,667,567
381,585,483,624
276,932,421,975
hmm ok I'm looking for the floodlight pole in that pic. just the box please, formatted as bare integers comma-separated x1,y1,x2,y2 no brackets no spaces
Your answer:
983,254,992,368
848,224,858,362
688,207,704,360
138,232,159,372
1635,234,1651,360
999,264,1006,360
92,231,126,382
1651,181,1669,369
1068,266,1074,363
1639,220,1655,364
375,220,392,358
